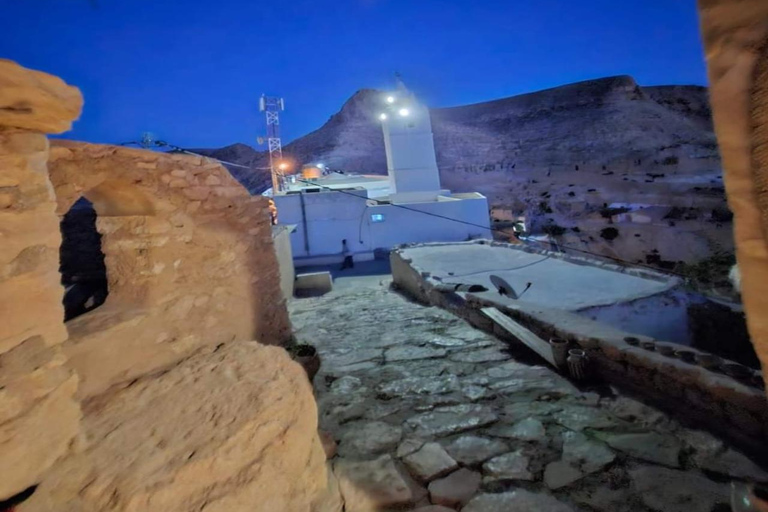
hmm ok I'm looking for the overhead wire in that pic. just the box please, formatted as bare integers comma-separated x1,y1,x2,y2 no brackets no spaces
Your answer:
142,140,689,279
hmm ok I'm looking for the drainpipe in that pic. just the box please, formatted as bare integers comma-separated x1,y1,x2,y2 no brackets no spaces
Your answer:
299,192,310,256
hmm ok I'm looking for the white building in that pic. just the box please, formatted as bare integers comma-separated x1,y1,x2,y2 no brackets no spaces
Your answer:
274,84,491,266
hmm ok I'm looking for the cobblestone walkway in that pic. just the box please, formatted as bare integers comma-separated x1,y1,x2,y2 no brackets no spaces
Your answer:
290,279,767,512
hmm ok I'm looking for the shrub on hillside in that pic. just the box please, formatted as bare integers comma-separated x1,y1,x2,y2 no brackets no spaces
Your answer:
600,227,619,241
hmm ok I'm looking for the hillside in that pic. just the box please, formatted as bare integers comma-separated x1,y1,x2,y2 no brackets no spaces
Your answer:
202,76,732,281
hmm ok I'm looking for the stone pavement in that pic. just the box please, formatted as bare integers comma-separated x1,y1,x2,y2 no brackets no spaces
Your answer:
290,278,767,512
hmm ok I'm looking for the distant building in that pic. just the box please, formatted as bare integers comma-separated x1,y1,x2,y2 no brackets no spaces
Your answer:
273,83,490,266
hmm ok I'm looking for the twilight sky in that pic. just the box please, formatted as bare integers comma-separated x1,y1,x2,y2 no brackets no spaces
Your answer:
1,0,707,148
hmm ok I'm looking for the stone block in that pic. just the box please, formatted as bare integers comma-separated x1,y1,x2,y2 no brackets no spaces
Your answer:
0,59,83,133
428,468,481,508
403,443,458,483
335,455,413,512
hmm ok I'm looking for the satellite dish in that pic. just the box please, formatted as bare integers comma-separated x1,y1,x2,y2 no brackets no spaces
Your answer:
490,274,517,298
490,275,533,299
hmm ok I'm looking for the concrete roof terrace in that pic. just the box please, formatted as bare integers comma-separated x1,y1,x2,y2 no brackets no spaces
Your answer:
399,242,679,311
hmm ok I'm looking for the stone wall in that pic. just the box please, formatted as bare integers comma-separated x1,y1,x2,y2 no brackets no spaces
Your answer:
0,59,83,501
48,141,292,399
697,0,768,382
1,59,330,510
391,242,768,459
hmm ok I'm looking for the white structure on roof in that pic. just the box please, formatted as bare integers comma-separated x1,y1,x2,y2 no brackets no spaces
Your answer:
273,82,491,266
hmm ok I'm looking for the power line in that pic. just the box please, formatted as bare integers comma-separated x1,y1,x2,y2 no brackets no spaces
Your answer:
146,140,688,279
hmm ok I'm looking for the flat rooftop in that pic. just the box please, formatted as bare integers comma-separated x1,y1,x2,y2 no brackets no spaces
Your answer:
400,242,678,311
281,173,390,198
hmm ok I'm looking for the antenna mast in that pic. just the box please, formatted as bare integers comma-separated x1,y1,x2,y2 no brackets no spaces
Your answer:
259,95,286,194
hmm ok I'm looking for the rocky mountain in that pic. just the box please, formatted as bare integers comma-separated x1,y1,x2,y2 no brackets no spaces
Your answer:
202,75,717,194
202,76,732,281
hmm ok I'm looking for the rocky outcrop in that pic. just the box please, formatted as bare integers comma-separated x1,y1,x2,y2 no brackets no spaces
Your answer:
0,63,83,501
1,60,330,511
21,342,327,512
698,0,768,381
0,59,83,134
206,77,718,194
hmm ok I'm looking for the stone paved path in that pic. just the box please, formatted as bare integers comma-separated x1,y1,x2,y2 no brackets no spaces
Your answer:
290,278,767,512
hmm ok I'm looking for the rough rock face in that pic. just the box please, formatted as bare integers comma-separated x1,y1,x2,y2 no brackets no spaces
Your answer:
21,342,328,512
0,59,83,134
1,60,330,512
0,64,83,500
697,0,768,383
48,142,292,399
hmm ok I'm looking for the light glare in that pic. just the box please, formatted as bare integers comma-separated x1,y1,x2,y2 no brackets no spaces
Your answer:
398,108,410,117
379,113,388,121
386,96,395,103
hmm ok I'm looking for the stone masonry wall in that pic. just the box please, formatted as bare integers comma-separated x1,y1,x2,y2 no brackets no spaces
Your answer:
48,141,292,399
0,59,83,501
1,59,331,511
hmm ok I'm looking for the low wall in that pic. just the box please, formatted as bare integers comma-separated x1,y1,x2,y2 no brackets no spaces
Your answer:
391,242,768,460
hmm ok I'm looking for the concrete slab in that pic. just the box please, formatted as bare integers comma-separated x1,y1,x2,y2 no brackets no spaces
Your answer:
401,243,677,310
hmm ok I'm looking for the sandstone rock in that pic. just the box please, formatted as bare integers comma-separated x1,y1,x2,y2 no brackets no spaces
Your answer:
403,442,459,483
338,421,402,457
335,455,413,512
0,375,80,501
482,450,534,481
603,431,681,467
319,430,338,459
629,465,729,512
314,462,344,512
463,490,575,512
406,404,498,437
443,435,509,466
428,468,481,508
412,506,454,512
24,343,327,512
0,59,83,133
544,460,584,489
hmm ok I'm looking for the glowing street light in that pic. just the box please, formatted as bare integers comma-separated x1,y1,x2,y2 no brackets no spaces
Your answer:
386,95,395,104
316,163,325,169
398,108,410,117
379,113,388,121
278,162,289,171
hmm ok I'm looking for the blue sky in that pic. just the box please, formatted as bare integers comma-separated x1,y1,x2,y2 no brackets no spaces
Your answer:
0,0,707,148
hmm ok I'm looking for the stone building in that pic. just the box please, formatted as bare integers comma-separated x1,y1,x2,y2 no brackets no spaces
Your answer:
0,59,331,511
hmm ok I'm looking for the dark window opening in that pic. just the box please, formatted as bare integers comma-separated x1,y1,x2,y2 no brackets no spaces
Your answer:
59,197,108,322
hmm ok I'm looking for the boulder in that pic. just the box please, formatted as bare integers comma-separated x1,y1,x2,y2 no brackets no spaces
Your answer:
22,343,328,512
0,59,83,133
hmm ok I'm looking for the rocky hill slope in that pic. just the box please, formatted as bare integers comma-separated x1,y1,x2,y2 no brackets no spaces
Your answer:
202,76,732,281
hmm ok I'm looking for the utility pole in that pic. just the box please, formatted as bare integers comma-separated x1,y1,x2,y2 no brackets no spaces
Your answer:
259,95,286,194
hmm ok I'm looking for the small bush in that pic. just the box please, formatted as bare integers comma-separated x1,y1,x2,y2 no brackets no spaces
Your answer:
662,156,679,165
600,227,619,241
542,224,567,236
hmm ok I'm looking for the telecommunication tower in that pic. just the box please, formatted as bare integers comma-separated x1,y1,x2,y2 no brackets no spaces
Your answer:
259,95,286,194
